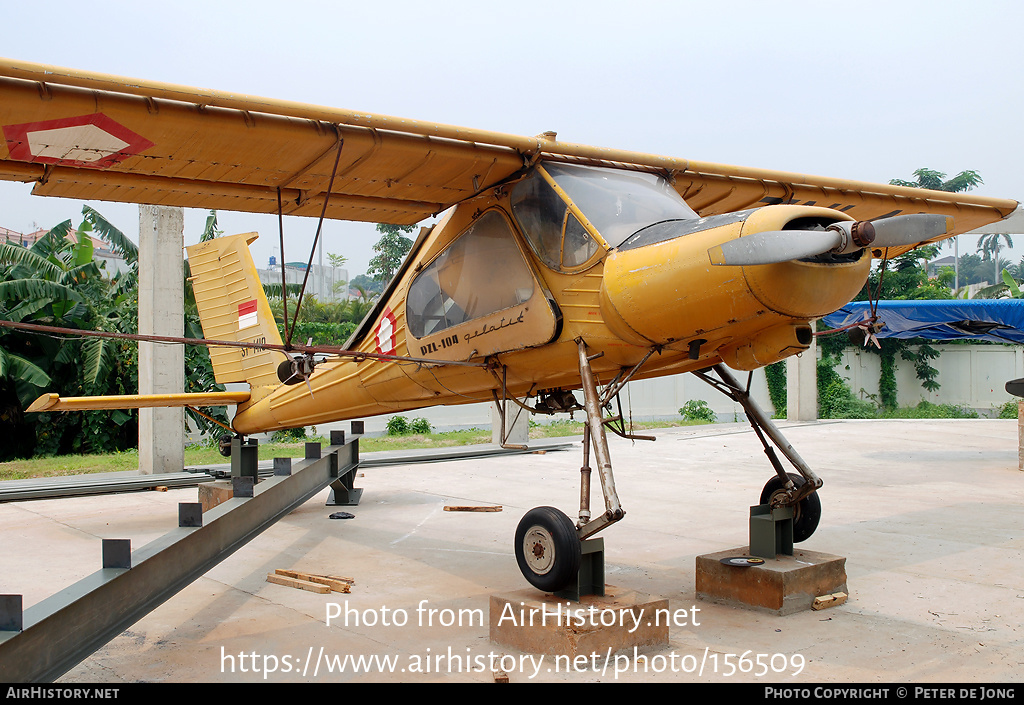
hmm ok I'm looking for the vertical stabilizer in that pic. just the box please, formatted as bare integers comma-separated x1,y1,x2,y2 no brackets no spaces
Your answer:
186,233,282,390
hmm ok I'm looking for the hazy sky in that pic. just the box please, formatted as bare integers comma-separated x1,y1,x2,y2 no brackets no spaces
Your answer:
1,0,1022,274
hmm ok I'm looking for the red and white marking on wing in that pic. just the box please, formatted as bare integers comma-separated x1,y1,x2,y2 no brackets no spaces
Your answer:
3,113,154,169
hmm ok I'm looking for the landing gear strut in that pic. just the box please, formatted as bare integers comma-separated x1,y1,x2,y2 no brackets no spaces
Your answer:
514,339,640,592
693,363,823,542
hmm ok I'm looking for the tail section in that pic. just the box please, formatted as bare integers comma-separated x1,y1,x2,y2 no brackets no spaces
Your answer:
186,233,283,392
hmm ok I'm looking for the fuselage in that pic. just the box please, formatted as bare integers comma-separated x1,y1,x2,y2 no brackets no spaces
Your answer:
232,162,871,434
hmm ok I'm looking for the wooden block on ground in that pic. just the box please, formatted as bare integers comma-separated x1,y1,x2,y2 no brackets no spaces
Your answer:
696,547,847,616
812,592,849,610
443,505,502,512
275,569,352,593
266,573,332,594
198,481,233,513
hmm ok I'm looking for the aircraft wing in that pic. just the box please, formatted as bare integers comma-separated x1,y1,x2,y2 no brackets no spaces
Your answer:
0,58,1017,253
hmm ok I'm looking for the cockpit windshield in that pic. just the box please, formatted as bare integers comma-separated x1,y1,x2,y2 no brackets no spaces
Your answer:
544,163,698,247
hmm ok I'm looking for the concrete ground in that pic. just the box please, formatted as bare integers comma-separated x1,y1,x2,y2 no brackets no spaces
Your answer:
1,419,1022,684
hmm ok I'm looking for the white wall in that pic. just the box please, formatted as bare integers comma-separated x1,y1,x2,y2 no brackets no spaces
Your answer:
836,344,1023,412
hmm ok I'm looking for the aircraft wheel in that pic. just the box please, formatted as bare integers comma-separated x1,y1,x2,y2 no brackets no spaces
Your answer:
218,434,233,458
760,473,821,543
515,506,581,592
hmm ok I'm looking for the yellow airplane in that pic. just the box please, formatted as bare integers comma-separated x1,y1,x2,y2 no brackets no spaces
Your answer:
1,58,1018,592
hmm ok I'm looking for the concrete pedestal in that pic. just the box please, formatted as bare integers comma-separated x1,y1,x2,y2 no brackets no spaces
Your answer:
696,547,847,616
489,586,668,657
491,398,529,447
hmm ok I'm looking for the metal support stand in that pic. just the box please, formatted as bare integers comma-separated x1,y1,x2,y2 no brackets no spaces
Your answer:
749,504,794,559
0,435,359,682
327,422,363,506
230,437,259,480
555,538,605,601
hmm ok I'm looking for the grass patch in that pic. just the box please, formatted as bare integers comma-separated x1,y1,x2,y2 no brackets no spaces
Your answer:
3,404,999,482
0,418,717,482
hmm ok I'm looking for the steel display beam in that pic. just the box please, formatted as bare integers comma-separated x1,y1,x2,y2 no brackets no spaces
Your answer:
0,437,358,683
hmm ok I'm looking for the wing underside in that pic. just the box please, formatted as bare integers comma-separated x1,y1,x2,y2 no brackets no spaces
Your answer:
0,58,1017,255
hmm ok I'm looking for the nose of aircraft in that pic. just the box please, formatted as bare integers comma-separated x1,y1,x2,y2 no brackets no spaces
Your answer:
597,207,876,354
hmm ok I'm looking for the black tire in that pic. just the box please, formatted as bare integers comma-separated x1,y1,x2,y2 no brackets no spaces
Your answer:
760,473,821,543
514,506,581,592
217,434,233,458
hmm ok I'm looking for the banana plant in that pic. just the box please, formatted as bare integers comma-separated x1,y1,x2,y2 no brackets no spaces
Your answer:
1001,269,1023,298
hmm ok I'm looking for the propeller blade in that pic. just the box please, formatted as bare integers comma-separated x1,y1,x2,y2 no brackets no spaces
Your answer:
709,214,953,266
708,230,842,266
870,214,953,248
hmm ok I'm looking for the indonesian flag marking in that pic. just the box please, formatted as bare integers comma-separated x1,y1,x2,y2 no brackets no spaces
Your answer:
238,300,258,330
375,307,396,356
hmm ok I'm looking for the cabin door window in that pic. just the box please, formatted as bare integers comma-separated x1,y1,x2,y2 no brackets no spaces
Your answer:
407,210,534,339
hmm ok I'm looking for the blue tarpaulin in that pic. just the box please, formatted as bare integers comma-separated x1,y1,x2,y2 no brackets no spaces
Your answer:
821,300,1024,344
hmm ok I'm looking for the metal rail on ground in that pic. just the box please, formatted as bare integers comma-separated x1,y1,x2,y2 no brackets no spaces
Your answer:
0,431,359,682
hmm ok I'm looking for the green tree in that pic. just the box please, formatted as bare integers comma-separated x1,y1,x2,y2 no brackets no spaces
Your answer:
0,215,139,457
350,273,383,296
200,210,222,242
977,233,1014,284
891,167,983,293
890,167,983,194
0,208,231,458
366,224,415,284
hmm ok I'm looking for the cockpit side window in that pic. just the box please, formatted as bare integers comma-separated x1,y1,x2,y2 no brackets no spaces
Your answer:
510,170,567,270
407,210,535,339
562,212,598,267
511,167,601,272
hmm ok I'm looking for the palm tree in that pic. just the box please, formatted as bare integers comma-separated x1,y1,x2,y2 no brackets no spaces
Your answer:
890,168,983,291
890,168,983,193
0,207,228,458
977,232,1014,283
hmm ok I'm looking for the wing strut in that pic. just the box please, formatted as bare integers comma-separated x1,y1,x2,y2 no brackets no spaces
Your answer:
286,138,345,350
277,186,290,347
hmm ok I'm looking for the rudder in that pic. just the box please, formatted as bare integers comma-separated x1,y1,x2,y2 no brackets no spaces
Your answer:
186,233,283,391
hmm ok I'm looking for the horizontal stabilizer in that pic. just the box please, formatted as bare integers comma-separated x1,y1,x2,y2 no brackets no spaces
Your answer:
28,391,251,413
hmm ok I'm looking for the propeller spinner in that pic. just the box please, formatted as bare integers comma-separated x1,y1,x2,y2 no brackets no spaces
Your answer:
708,214,953,266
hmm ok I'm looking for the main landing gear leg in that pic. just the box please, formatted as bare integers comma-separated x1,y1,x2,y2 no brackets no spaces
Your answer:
515,339,625,593
693,364,823,542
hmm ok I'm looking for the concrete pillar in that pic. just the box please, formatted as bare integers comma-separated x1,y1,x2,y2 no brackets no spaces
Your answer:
138,205,185,474
1018,400,1023,472
492,399,529,446
786,333,818,422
